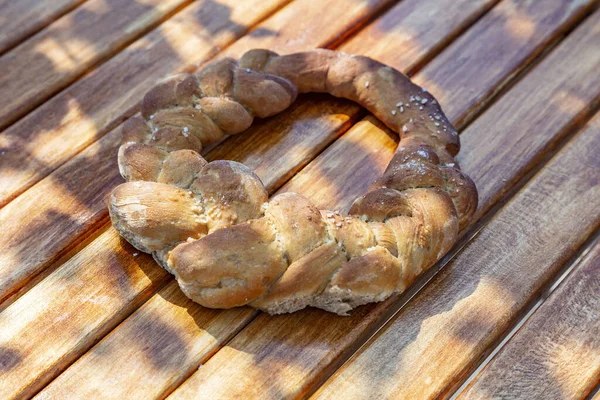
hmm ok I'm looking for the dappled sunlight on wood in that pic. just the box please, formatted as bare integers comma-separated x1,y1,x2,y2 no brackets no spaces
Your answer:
169,306,378,399
312,278,513,400
550,90,592,115
33,37,85,71
222,0,389,56
0,0,193,130
547,337,600,396
459,20,600,221
0,228,164,397
458,242,600,400
206,94,361,193
2,0,599,397
0,228,171,398
0,0,87,56
279,116,397,211
0,0,289,209
315,106,600,399
411,0,598,129
501,0,536,40
340,0,498,74
37,280,256,399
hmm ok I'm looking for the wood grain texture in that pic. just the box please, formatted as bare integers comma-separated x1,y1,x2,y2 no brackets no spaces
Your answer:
0,0,499,308
412,0,600,129
0,0,497,211
0,0,402,397
0,0,193,130
313,113,600,399
34,281,257,400
0,0,86,55
458,240,600,400
0,0,290,208
167,6,600,399
0,230,170,400
25,0,495,397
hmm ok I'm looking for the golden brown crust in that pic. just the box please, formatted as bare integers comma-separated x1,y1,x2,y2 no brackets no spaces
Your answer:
108,48,479,315
168,218,287,308
322,211,376,259
109,181,207,252
117,143,167,182
265,192,328,262
251,241,346,314
157,150,207,188
190,160,268,232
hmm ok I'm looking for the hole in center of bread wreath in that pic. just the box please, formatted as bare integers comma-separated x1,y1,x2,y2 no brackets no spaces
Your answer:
108,49,478,316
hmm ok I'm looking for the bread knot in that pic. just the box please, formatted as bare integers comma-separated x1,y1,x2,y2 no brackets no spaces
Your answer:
109,49,478,315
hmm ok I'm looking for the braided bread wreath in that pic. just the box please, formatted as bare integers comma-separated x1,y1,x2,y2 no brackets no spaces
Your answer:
108,49,478,316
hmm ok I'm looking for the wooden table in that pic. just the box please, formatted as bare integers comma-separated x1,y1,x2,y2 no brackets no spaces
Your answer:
0,0,599,398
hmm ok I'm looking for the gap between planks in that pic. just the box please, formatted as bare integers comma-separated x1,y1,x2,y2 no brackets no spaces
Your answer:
0,0,88,57
29,0,600,396
0,0,420,396
311,94,600,400
0,0,198,131
312,19,597,400
2,0,596,396
0,0,297,304
0,0,474,307
450,229,600,399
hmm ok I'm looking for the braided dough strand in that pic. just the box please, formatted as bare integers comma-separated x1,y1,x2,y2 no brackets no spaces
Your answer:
109,49,478,315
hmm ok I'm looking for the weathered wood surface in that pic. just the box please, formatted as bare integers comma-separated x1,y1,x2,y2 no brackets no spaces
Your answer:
14,0,499,398
0,0,193,130
35,281,258,400
0,0,408,397
458,239,600,400
411,0,599,129
166,6,600,399
0,0,287,208
0,0,598,398
0,0,86,55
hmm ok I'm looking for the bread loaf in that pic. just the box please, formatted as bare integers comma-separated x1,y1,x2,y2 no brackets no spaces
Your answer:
108,49,478,315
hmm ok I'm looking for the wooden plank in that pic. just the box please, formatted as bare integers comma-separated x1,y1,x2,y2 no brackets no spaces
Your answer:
0,0,86,55
205,0,501,189
0,0,289,209
34,281,258,400
0,0,194,130
10,0,500,398
0,231,169,400
166,6,600,399
412,0,599,129
0,0,292,302
458,239,600,400
312,112,600,400
0,0,404,397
